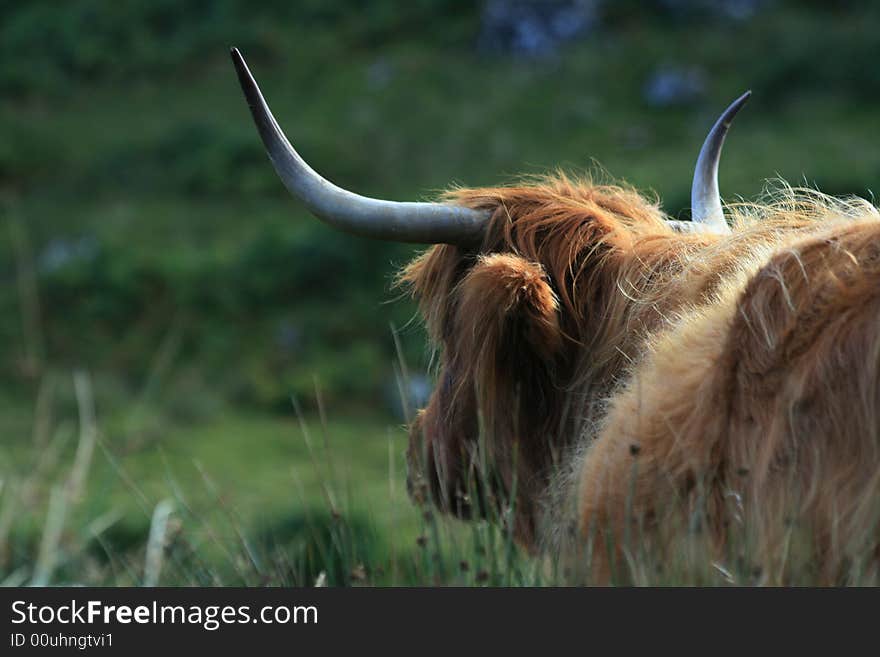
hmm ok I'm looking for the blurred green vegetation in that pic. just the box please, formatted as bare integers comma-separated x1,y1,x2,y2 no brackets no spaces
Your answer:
1,1,879,584
2,1,879,408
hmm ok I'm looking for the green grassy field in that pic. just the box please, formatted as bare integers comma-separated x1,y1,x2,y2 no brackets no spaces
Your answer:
2,2,879,585
0,379,546,586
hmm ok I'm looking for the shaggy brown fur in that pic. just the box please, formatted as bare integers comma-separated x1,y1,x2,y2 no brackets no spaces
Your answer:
399,173,880,582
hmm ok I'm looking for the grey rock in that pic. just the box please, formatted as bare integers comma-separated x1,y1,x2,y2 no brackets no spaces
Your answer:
479,0,601,57
643,66,707,107
38,235,99,274
386,373,433,421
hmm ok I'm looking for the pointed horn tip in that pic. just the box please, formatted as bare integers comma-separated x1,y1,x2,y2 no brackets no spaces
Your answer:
230,48,251,81
230,47,246,72
230,48,258,101
725,90,753,117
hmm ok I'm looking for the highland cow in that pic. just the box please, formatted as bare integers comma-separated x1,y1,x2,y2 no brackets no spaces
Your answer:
232,49,880,583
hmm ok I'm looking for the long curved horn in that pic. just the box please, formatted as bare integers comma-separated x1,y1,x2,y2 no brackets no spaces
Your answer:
231,48,489,245
691,91,751,232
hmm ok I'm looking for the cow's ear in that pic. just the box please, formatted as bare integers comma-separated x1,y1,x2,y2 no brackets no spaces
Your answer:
457,254,562,362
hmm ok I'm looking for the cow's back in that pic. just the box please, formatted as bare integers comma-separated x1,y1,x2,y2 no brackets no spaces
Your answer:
575,217,880,583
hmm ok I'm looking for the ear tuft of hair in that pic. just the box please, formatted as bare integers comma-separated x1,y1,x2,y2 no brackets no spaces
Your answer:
458,254,562,360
